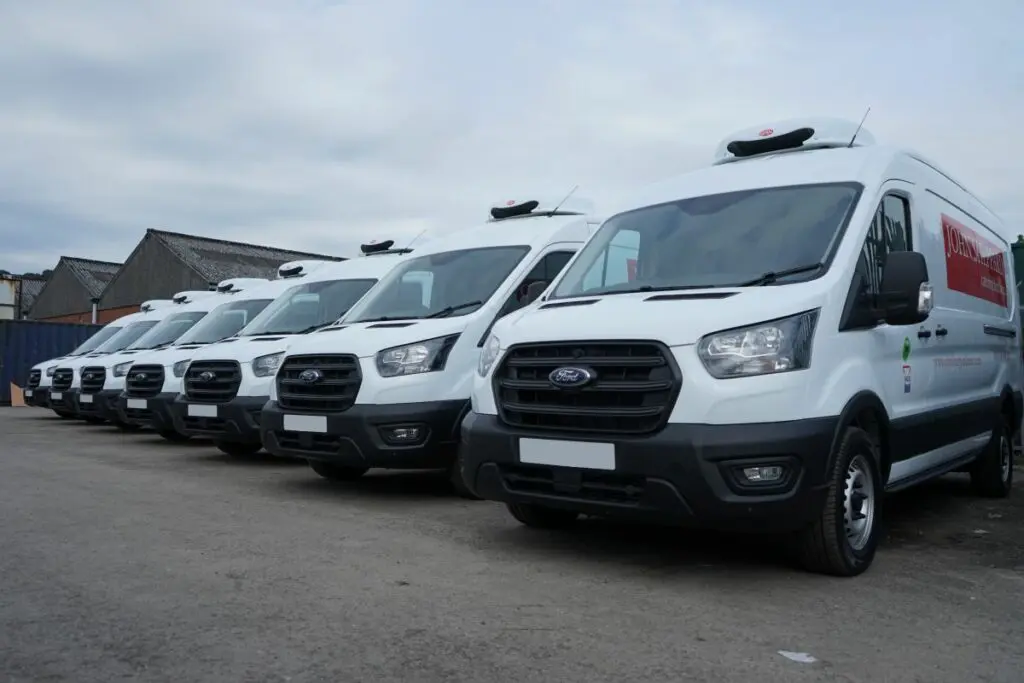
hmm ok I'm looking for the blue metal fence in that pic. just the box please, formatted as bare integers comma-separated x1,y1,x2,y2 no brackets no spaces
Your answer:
0,319,101,404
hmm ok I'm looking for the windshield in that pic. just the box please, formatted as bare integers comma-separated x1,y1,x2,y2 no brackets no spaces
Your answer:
175,299,274,344
240,279,377,336
93,321,159,353
551,182,862,298
70,325,123,355
127,311,209,349
346,246,530,322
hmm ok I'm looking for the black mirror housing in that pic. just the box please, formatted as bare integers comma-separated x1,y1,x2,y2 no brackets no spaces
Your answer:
879,251,931,326
522,281,548,306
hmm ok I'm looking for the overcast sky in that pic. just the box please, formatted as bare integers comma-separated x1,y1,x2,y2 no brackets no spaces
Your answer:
1,0,1021,273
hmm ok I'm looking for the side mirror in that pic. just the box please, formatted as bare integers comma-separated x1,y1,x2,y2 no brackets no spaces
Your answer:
879,251,932,326
521,281,548,306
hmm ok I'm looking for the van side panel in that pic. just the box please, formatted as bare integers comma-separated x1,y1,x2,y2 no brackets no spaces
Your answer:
918,182,1016,416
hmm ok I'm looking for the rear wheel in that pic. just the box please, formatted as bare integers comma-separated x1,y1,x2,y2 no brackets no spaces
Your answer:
158,429,190,443
970,414,1013,498
309,461,368,481
794,426,882,577
507,502,579,529
216,441,263,457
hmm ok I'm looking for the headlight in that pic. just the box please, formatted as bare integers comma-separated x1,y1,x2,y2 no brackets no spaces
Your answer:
697,310,819,379
376,335,460,378
172,360,191,378
252,352,284,378
113,362,133,378
46,366,56,377
477,334,502,377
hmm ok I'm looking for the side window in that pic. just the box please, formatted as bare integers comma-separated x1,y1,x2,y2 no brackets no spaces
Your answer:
581,229,641,291
498,250,577,317
842,193,913,329
857,194,912,297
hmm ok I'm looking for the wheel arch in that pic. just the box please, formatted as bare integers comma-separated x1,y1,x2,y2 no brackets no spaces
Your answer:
830,391,891,480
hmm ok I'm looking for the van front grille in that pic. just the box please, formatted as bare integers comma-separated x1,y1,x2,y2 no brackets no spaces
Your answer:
276,355,361,413
126,364,164,398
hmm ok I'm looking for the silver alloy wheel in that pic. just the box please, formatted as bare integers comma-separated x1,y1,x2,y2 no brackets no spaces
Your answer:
1000,434,1012,483
844,454,876,551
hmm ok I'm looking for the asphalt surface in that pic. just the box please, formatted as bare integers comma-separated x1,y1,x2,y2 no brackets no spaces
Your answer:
1,408,1023,683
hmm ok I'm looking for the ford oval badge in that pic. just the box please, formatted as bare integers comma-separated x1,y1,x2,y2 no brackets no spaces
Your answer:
198,371,216,383
548,366,594,388
299,369,323,384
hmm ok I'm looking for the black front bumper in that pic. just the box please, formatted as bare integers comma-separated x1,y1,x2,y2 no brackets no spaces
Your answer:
73,389,117,420
116,392,177,431
460,413,838,533
48,387,77,413
260,399,468,469
24,386,48,407
170,395,267,443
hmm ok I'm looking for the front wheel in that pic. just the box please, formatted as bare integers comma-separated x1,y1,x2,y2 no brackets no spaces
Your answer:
83,417,106,425
54,410,74,420
309,461,368,481
158,429,190,443
507,502,579,529
970,414,1013,498
794,426,882,577
113,419,141,432
216,441,263,457
448,454,482,500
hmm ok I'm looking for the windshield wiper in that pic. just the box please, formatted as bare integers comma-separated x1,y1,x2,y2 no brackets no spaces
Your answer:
738,263,824,287
595,285,722,297
296,322,335,334
425,300,484,318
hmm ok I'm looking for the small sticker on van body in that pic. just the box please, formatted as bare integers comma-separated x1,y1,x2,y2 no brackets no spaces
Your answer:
942,214,1008,307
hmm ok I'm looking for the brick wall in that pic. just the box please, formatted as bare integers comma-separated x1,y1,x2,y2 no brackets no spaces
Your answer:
37,305,138,325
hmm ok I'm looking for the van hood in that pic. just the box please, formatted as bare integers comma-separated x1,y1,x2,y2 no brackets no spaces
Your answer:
500,289,824,347
285,318,470,359
188,334,301,364
127,345,205,368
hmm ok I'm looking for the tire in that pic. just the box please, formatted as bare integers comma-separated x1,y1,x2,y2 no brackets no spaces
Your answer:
308,460,368,481
158,429,190,443
794,426,882,577
970,414,1013,498
83,417,106,425
54,410,74,420
507,502,580,529
216,441,263,457
113,419,141,432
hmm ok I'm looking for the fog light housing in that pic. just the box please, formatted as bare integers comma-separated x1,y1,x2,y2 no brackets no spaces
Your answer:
742,465,785,483
379,424,427,446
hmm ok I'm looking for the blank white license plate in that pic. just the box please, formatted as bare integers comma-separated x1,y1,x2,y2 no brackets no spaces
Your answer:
80,394,93,404
283,414,327,433
51,391,62,401
126,398,147,410
24,389,32,397
187,404,218,418
518,438,616,471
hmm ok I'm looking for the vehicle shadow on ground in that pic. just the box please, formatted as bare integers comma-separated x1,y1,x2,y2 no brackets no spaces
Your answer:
178,451,307,468
275,468,462,501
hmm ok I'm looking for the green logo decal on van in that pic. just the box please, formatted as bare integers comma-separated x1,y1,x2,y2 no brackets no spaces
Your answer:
901,337,912,362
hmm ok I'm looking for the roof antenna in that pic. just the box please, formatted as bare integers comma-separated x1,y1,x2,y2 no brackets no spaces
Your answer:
549,184,580,217
847,107,872,148
405,228,429,249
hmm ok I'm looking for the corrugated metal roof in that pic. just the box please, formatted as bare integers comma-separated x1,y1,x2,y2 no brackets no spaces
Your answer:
18,277,46,315
149,229,344,283
62,257,122,298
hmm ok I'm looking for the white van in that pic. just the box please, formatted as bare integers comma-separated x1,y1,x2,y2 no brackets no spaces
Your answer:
170,244,415,455
51,296,213,421
258,197,602,491
460,118,1023,577
25,300,174,415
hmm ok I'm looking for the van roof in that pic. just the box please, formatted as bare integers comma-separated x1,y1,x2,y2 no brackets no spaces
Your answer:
292,250,414,281
619,145,900,214
404,213,598,258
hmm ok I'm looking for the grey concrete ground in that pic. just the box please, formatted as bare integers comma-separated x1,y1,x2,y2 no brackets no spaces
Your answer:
1,408,1022,683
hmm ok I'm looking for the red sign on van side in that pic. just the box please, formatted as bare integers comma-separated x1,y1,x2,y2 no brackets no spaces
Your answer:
942,214,1008,307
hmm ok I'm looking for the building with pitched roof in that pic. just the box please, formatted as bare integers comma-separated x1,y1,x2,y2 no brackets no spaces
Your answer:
27,257,122,322
95,229,344,320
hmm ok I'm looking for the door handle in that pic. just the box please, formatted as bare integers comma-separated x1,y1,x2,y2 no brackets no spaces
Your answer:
935,326,948,337
917,329,932,339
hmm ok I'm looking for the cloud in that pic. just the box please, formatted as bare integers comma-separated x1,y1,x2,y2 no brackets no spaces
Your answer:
0,0,1022,272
